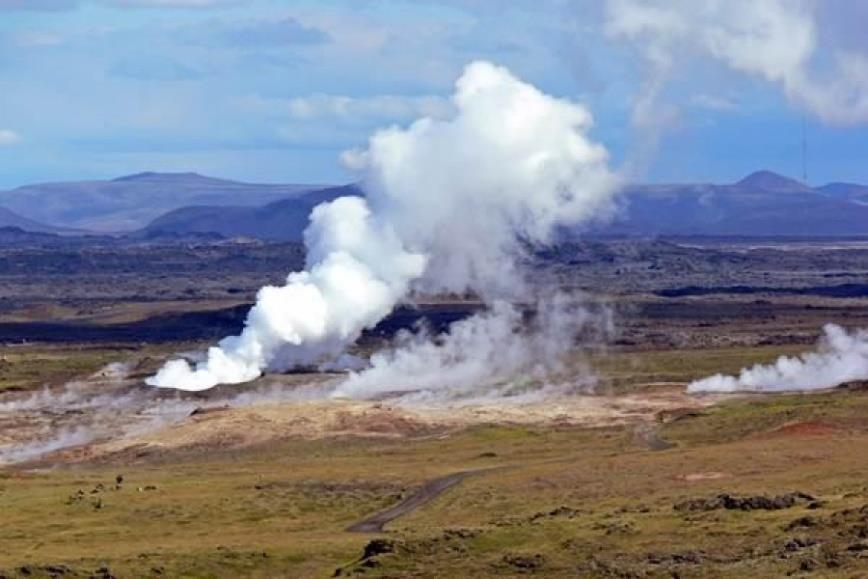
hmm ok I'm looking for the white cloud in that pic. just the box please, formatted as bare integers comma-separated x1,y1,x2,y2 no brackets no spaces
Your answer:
0,130,21,146
605,0,868,126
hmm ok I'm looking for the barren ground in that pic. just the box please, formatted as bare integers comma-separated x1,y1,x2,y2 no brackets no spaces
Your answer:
2,238,868,577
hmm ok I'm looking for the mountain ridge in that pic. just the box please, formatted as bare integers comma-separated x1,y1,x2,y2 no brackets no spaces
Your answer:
3,170,868,239
0,172,326,232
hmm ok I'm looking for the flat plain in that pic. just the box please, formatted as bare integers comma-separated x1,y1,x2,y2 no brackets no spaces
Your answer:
2,236,868,578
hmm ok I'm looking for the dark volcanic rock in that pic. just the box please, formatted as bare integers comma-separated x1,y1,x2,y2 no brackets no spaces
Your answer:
675,492,816,512
362,538,398,559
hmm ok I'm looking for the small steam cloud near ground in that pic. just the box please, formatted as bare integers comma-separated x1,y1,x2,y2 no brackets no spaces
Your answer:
334,297,613,402
688,324,868,393
147,60,620,395
0,363,335,465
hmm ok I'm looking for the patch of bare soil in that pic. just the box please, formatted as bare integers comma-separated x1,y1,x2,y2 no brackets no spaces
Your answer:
71,385,721,465
763,420,843,438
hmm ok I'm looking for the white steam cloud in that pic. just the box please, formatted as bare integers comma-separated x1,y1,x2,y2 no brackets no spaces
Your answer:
148,60,620,392
335,297,612,402
605,0,868,126
688,324,868,393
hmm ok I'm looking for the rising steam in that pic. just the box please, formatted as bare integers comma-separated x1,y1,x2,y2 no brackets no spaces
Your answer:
605,0,868,126
688,324,868,393
148,60,619,392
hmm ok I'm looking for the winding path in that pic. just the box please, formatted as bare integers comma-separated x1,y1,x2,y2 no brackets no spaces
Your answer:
346,469,492,533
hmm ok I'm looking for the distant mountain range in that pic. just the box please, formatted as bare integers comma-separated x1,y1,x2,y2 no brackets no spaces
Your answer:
2,170,868,240
0,206,72,234
0,172,320,232
138,184,361,241
597,170,868,238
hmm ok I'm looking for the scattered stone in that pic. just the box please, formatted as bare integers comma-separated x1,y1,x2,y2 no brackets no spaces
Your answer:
66,489,86,505
783,537,817,553
593,520,637,535
90,566,116,579
502,553,545,570
671,551,703,565
362,538,398,559
786,516,820,530
189,405,230,417
675,492,816,512
441,528,478,540
530,505,579,521
847,541,868,552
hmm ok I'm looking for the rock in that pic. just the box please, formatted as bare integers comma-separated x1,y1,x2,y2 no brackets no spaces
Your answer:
90,566,116,579
671,551,703,564
675,492,815,512
784,537,816,552
45,564,70,576
189,405,230,417
786,516,820,530
442,528,478,540
503,553,545,570
530,505,579,521
362,538,397,559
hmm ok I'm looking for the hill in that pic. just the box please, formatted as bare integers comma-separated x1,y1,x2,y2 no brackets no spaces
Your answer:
140,184,362,241
597,170,868,237
0,172,322,232
141,171,868,241
0,206,71,234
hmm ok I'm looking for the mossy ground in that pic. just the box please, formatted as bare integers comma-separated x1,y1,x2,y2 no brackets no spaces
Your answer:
2,379,868,577
0,340,867,577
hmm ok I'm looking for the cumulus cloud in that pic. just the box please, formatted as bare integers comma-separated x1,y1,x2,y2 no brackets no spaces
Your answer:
688,324,868,393
605,0,868,126
148,60,620,392
0,130,21,146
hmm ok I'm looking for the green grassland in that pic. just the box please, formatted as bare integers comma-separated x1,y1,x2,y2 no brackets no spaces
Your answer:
0,346,128,393
2,381,868,577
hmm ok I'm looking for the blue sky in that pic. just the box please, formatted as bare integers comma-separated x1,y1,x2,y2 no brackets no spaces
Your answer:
0,0,866,188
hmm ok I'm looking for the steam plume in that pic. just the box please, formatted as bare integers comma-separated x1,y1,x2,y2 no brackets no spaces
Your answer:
688,324,868,393
334,296,612,402
148,61,619,392
605,0,868,126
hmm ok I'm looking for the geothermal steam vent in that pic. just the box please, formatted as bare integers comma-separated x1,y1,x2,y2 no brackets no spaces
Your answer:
147,61,619,394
